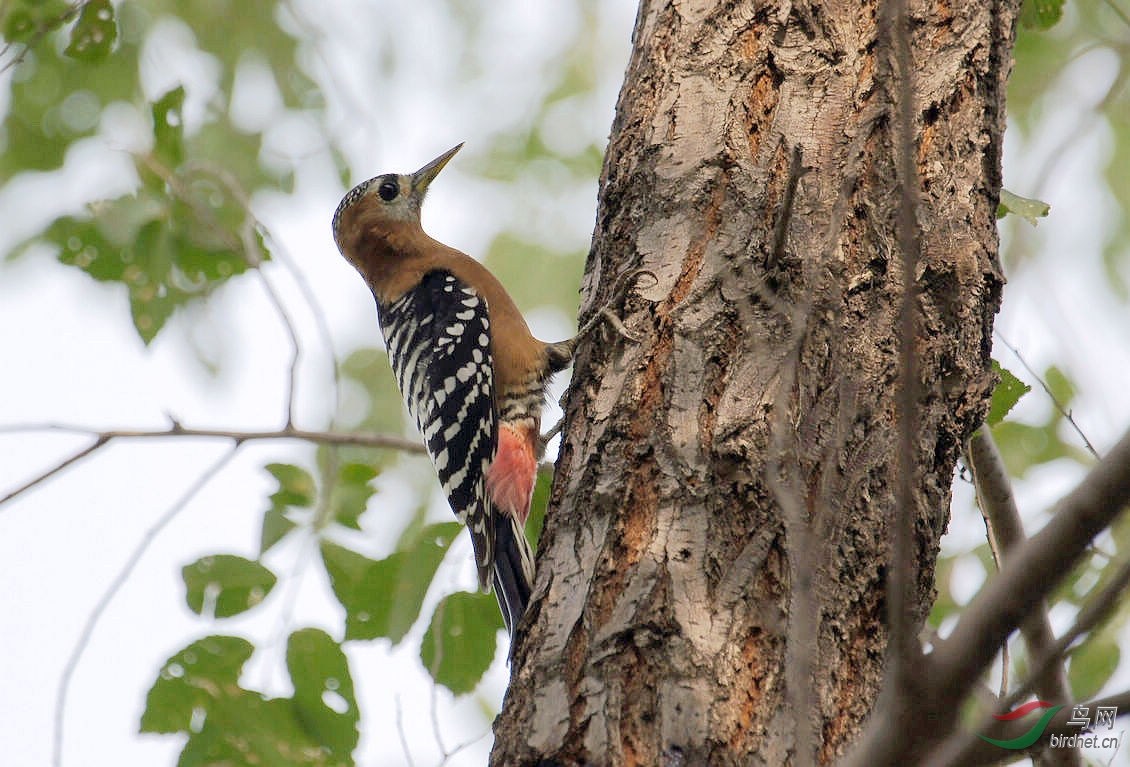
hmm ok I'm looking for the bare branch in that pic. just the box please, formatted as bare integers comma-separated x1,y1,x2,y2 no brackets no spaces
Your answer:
1102,0,1130,29
441,728,491,765
0,436,109,507
0,421,424,450
265,233,344,426
53,444,240,767
0,423,425,510
929,426,1130,710
967,427,1079,767
924,554,1130,767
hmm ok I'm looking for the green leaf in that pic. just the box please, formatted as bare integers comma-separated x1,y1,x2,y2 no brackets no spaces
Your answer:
48,202,181,344
266,463,317,507
997,188,1050,225
260,507,298,555
183,555,277,618
261,463,315,554
152,85,186,172
140,635,254,734
175,696,317,767
287,629,359,757
330,463,378,531
321,522,461,643
526,468,553,550
64,0,117,63
420,591,505,695
1069,638,1120,700
989,364,1090,476
128,219,182,342
394,519,462,555
987,360,1031,426
1,0,69,44
142,632,359,766
1019,0,1065,30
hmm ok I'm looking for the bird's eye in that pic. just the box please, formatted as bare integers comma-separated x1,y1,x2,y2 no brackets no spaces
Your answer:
377,179,400,201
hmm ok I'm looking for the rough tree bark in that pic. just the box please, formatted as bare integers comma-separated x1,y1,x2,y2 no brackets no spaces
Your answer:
493,0,1017,764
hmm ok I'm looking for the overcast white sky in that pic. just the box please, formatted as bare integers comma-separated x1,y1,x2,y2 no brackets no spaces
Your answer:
2,2,1130,766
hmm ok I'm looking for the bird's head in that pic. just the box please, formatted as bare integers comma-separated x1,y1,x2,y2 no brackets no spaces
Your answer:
332,142,464,257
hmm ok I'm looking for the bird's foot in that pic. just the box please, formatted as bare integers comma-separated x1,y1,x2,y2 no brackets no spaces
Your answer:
576,267,657,345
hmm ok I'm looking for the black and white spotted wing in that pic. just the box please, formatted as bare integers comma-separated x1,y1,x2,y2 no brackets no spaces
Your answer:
377,270,497,587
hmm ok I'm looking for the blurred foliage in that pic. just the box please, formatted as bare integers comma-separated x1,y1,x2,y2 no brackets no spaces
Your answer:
1003,0,1130,296
1,0,612,760
141,631,358,767
1019,0,1066,30
991,364,1093,478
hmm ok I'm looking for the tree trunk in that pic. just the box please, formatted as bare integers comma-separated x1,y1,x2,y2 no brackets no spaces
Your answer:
493,0,1016,763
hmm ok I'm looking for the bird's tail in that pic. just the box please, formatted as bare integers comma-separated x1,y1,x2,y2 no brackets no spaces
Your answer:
491,506,534,638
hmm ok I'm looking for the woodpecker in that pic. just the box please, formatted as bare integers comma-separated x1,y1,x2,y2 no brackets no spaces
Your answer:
332,143,576,637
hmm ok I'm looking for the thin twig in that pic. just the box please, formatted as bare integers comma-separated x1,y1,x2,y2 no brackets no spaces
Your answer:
440,728,491,765
184,161,325,427
422,592,492,766
768,144,806,269
972,473,1012,702
393,694,419,767
1013,558,1130,713
259,528,318,691
265,230,344,426
994,331,1100,459
929,425,1130,710
0,436,109,506
254,266,303,426
52,445,240,767
0,422,423,449
0,422,425,509
142,157,305,425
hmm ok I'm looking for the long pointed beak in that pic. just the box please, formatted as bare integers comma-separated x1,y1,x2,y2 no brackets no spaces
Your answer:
412,143,464,196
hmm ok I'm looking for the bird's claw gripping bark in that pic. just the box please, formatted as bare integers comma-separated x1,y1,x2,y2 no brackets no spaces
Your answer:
577,267,657,345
